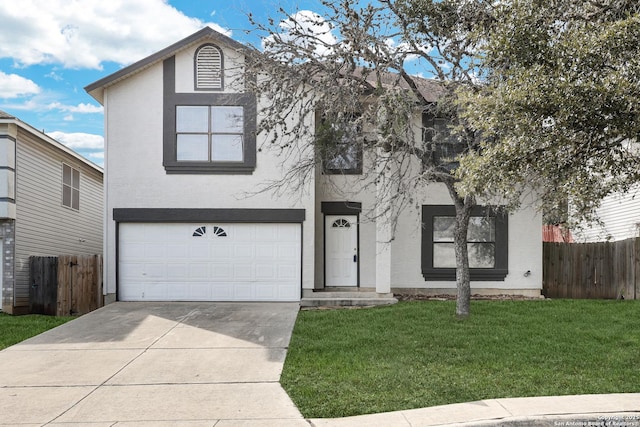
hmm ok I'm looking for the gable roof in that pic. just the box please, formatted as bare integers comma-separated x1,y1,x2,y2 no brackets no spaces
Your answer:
350,67,443,104
0,110,15,119
85,27,250,104
0,110,103,174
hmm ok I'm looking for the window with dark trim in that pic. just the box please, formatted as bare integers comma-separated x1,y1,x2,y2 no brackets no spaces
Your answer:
423,112,467,171
176,105,244,162
62,163,80,210
421,205,508,281
163,55,257,174
318,115,362,175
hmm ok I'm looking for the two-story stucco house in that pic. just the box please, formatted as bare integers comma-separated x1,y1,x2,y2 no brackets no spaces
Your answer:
0,111,103,314
85,27,542,305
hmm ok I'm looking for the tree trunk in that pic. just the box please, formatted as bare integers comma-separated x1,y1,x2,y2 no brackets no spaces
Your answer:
445,181,474,319
454,201,473,318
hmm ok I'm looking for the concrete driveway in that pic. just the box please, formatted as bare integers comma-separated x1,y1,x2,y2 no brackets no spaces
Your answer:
0,302,308,426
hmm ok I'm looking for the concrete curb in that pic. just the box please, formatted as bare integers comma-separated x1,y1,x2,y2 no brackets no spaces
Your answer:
308,394,640,427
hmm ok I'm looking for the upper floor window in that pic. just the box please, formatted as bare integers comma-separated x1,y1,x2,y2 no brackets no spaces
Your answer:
423,113,467,171
62,163,80,210
163,56,257,174
195,44,223,90
318,115,363,175
176,105,244,162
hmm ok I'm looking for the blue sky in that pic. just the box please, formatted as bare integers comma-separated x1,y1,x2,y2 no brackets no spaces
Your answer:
0,0,325,167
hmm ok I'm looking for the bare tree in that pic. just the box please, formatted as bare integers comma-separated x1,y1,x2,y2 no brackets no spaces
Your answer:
245,0,489,318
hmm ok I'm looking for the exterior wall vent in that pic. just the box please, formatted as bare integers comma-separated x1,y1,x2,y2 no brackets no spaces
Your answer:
195,44,223,90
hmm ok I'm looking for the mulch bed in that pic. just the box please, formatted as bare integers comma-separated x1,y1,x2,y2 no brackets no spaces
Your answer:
395,293,545,301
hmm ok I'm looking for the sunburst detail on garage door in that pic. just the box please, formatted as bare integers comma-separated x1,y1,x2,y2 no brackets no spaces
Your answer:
192,226,207,237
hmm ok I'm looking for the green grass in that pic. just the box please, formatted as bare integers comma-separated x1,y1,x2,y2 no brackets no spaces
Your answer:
281,299,640,418
0,313,74,350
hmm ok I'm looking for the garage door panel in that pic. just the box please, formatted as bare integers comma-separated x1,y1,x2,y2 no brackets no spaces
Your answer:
189,283,212,300
278,244,299,258
279,225,299,240
234,244,254,257
144,283,169,300
210,245,230,258
144,244,166,258
167,264,187,278
255,286,277,299
167,284,189,300
278,285,299,300
233,226,254,241
211,284,234,300
277,264,298,279
119,222,301,301
255,263,276,279
119,242,145,259
140,263,165,279
255,244,275,259
233,264,253,280
167,243,189,258
188,263,210,279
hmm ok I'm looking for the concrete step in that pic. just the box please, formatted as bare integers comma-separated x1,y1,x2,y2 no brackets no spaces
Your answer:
301,290,398,308
304,291,395,299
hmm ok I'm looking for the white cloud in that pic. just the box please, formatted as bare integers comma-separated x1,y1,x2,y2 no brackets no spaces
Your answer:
0,0,230,69
87,152,104,160
47,102,103,114
63,114,74,121
46,131,104,150
263,10,337,59
384,38,434,63
0,71,40,98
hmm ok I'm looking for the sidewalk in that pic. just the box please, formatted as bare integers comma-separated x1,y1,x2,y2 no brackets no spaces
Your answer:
309,393,640,426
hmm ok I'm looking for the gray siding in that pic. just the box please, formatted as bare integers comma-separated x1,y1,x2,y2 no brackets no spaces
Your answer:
13,129,103,307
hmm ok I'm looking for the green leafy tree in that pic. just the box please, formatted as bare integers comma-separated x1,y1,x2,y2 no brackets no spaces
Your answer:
246,0,640,316
456,0,640,226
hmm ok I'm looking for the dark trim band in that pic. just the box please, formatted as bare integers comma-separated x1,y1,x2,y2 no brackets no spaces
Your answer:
321,201,362,215
113,208,305,223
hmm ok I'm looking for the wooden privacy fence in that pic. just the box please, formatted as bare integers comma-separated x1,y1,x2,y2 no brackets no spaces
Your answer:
543,238,640,299
29,255,103,316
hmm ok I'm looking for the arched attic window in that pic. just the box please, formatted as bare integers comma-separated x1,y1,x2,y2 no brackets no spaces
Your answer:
195,44,223,90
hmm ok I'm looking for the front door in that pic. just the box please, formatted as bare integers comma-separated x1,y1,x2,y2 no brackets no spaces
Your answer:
325,215,358,287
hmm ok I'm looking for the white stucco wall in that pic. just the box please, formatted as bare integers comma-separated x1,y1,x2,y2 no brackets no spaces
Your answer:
103,40,316,299
317,118,542,294
390,185,542,293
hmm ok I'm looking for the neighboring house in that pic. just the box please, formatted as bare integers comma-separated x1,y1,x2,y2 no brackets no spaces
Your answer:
85,27,542,304
574,184,640,242
543,225,574,243
0,111,103,314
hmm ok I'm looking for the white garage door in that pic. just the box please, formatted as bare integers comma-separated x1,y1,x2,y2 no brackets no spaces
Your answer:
119,223,301,301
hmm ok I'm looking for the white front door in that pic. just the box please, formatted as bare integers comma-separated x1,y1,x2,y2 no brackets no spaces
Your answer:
325,215,358,287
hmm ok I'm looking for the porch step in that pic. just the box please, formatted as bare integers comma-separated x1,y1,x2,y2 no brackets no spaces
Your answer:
301,289,398,308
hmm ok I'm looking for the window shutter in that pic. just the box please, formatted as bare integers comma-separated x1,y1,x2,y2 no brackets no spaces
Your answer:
196,45,222,90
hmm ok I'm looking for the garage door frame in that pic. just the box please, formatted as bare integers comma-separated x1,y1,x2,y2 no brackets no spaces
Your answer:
113,208,306,301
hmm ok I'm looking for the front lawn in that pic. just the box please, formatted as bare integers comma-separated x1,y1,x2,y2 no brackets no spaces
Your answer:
0,313,74,350
281,299,640,418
